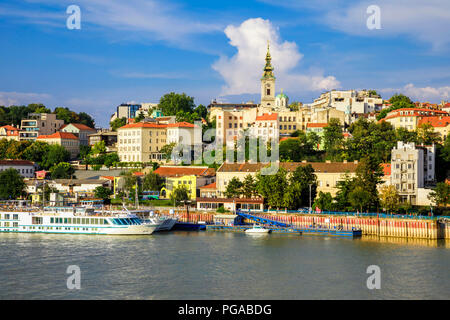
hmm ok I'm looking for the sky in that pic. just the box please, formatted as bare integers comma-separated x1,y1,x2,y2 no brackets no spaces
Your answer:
0,0,449,127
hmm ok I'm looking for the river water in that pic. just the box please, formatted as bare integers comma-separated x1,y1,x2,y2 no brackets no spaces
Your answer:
0,231,449,299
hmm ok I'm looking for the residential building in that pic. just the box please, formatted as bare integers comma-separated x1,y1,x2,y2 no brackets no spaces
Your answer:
166,122,198,145
110,103,141,123
0,125,20,141
311,90,383,114
60,123,96,146
19,113,64,141
251,113,278,142
390,141,435,204
37,132,80,159
380,108,448,131
117,122,167,162
0,160,36,178
418,116,450,141
88,131,118,152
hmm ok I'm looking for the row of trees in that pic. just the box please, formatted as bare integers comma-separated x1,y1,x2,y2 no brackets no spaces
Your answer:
0,104,95,128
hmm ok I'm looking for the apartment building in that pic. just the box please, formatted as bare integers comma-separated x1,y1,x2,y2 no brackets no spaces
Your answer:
418,116,450,141
390,141,435,204
0,125,20,141
380,108,448,131
60,123,96,146
19,113,64,141
117,122,167,162
36,132,80,159
311,90,383,114
166,122,198,145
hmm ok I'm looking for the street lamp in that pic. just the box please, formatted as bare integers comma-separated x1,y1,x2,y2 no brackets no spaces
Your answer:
309,184,312,213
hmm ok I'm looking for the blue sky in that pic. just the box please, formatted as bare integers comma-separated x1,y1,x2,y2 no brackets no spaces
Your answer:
0,0,449,127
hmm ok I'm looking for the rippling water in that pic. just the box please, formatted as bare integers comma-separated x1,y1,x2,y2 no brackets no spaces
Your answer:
0,232,449,299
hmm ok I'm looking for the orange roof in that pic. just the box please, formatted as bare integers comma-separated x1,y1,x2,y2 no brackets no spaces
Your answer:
307,123,328,128
200,182,216,189
280,137,298,142
100,176,115,181
119,123,167,129
1,125,19,136
256,113,278,121
381,163,391,176
61,123,96,131
167,122,197,128
418,116,450,127
153,166,216,178
133,172,145,176
37,132,79,140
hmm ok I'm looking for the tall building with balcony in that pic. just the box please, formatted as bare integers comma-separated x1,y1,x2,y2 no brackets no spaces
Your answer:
19,113,64,141
390,141,435,204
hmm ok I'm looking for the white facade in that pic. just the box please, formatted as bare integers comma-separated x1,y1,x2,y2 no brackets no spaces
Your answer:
0,160,36,178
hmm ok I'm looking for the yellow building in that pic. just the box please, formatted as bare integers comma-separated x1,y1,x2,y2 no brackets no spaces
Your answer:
160,175,197,200
117,122,167,162
380,108,448,131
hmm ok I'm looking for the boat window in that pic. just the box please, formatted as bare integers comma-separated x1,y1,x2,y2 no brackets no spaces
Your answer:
125,218,133,225
50,217,54,224
103,219,109,225
64,218,68,224
112,218,120,225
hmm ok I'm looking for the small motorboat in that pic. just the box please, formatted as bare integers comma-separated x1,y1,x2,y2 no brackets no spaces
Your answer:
245,225,270,234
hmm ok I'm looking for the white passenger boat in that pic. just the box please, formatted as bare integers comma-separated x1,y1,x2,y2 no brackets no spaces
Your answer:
142,213,177,232
245,225,270,234
0,206,161,235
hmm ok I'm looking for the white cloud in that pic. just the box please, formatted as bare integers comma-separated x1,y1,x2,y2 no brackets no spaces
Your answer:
379,84,450,102
212,18,340,96
0,91,52,107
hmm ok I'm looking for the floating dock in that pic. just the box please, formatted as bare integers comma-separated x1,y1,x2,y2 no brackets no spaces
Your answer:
206,224,361,238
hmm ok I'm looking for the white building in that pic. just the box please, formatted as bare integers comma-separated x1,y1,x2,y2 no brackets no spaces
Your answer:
0,160,36,178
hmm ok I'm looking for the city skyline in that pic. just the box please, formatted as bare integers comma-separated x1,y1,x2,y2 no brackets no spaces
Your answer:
0,0,449,127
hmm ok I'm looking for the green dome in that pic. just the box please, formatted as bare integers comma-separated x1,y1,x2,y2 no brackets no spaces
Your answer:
276,92,288,99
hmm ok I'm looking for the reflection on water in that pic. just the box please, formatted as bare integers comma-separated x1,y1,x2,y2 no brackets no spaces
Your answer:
0,232,449,300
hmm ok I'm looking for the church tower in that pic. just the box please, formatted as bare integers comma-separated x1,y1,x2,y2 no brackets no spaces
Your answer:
260,41,276,108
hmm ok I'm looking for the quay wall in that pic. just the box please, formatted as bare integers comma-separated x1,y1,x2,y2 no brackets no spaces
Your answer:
168,210,448,240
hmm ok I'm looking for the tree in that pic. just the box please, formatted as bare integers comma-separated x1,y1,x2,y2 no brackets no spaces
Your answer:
396,127,418,144
256,168,290,209
91,141,107,155
120,171,138,199
159,92,195,116
0,168,26,199
54,107,78,124
78,112,95,128
323,118,344,161
428,182,450,207
241,174,257,198
417,123,441,145
104,153,120,168
313,192,333,211
334,173,355,211
349,186,372,212
110,117,127,131
170,184,189,204
134,111,145,123
41,145,71,170
94,186,113,204
50,162,75,179
353,157,383,210
143,172,164,191
379,185,400,213
195,104,208,120
160,143,176,162
289,164,317,209
225,177,243,198
377,94,414,120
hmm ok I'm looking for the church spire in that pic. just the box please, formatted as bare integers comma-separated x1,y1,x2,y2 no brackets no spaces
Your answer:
262,40,275,80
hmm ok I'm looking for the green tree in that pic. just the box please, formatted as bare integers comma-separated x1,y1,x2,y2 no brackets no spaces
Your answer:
170,184,189,204
396,127,418,144
94,186,113,204
104,153,120,168
0,168,26,199
417,123,441,145
256,168,290,209
160,143,176,161
334,173,355,211
110,117,127,131
78,112,95,128
377,94,414,120
349,186,372,212
143,172,164,191
323,118,344,161
91,141,107,155
353,157,383,210
428,182,450,207
22,141,50,166
313,192,334,211
195,104,208,120
159,92,195,116
41,145,71,170
50,162,75,179
379,185,400,213
225,177,243,198
134,111,146,123
241,174,257,198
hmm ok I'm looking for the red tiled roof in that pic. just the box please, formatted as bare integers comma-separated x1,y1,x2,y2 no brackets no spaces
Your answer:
62,123,96,131
153,166,216,177
307,123,328,128
119,123,167,129
256,113,278,121
200,182,216,189
167,122,197,128
418,116,450,127
1,125,19,136
37,132,79,140
0,159,35,166
133,172,145,176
